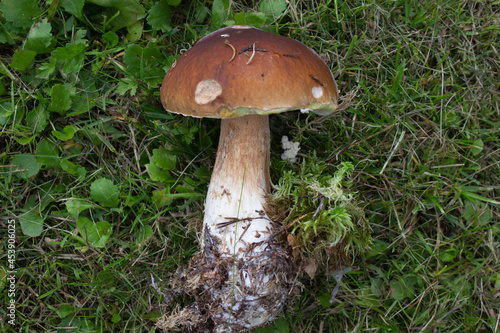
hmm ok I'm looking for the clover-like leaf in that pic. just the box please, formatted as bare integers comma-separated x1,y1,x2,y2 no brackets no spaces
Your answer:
77,217,113,248
36,140,60,167
90,178,119,208
49,84,72,115
11,154,41,179
19,210,44,237
66,198,97,219
52,125,75,141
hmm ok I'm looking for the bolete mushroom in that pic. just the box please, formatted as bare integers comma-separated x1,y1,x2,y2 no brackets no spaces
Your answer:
160,25,338,331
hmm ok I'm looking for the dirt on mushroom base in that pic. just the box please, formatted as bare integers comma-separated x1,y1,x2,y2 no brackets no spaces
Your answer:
156,226,296,332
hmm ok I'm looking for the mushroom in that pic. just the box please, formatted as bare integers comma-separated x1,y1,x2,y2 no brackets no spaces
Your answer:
160,25,338,331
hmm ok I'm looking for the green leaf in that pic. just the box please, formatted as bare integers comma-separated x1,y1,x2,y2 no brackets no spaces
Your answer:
49,85,72,115
0,0,41,30
0,25,15,44
102,31,119,47
151,187,173,208
439,247,458,262
52,125,75,141
471,138,483,156
36,140,59,167
233,12,246,25
126,21,143,42
60,160,86,179
51,42,86,74
146,162,170,183
77,217,113,248
116,78,138,96
193,4,209,24
11,154,41,179
76,165,86,180
25,19,53,54
146,148,176,182
123,44,164,84
26,105,49,134
211,0,230,29
57,304,77,319
319,293,334,307
0,102,14,125
10,50,37,71
151,147,176,170
36,58,56,79
147,0,172,32
135,225,154,245
66,198,96,218
259,0,287,17
243,12,267,28
90,178,119,208
19,210,44,236
60,0,85,19
87,0,146,31
60,159,78,174
14,135,36,145
390,276,419,301
72,29,88,45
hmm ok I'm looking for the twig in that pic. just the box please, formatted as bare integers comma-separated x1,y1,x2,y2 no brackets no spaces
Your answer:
247,42,256,65
239,42,267,54
225,39,236,62
309,74,325,87
217,216,267,228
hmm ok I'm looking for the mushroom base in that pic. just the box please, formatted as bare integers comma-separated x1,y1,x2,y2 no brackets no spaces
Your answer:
157,231,294,332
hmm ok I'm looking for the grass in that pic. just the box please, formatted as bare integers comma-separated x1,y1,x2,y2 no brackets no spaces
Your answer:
1,0,499,332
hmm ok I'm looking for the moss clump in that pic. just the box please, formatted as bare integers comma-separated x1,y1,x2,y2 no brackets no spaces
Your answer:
270,155,371,273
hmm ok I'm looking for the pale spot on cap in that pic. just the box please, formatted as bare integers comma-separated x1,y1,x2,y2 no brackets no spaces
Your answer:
312,86,323,99
195,80,222,105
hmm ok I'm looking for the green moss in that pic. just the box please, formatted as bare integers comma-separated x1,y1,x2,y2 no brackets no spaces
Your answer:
271,155,371,270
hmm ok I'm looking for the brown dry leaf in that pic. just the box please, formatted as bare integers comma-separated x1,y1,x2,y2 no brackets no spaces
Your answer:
303,258,318,279
292,247,301,259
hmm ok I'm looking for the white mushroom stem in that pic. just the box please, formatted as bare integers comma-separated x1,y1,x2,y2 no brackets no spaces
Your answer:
202,114,285,331
204,114,272,255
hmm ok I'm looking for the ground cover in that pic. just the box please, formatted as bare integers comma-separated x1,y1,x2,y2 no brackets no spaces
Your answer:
1,0,499,332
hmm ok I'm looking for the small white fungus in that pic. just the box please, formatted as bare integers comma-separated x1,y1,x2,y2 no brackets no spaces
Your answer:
281,136,300,163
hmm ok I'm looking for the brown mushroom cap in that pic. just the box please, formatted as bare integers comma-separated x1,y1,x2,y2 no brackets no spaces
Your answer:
160,25,338,118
